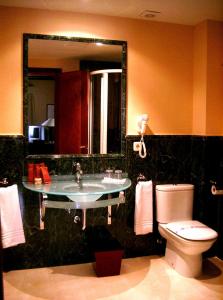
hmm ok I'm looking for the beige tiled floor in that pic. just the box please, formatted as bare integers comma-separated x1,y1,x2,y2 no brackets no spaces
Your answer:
3,256,223,300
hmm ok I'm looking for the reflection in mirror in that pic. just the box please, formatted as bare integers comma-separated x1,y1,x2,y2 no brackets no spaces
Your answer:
23,34,127,156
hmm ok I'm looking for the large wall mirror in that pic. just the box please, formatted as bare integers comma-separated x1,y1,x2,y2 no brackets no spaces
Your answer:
23,33,127,156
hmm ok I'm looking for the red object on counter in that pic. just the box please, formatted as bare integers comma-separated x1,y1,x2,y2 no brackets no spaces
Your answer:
40,166,51,184
35,164,41,178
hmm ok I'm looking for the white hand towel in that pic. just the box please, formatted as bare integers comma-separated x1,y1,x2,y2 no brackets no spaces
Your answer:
0,184,25,248
134,181,153,235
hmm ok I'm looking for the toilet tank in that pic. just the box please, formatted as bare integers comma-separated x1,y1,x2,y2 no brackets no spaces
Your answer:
156,184,194,223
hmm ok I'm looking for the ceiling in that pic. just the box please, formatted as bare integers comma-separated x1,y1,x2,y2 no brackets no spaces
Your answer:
0,0,223,25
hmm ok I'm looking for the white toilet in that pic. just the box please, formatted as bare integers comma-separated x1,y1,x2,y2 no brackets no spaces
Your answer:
156,184,218,278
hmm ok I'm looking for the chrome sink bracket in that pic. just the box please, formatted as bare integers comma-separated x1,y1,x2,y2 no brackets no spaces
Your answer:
117,191,125,210
41,193,126,231
107,194,112,225
82,209,87,230
39,193,47,230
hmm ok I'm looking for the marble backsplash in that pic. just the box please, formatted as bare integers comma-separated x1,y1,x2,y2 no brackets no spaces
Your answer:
0,135,223,270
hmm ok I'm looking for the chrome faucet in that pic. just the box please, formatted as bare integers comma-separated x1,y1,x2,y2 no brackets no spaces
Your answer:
73,162,83,184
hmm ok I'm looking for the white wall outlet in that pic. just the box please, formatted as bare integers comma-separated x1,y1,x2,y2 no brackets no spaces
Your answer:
133,142,141,151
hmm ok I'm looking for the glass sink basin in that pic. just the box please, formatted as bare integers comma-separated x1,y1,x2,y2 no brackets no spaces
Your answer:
63,181,106,201
23,174,131,202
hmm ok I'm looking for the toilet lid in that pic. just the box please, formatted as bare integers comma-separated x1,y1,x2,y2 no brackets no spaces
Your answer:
166,220,218,241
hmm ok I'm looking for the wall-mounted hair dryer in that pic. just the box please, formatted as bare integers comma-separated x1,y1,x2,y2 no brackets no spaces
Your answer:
137,114,149,136
136,114,149,159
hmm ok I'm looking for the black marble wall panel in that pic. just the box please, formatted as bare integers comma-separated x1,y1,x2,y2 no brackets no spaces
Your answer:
24,154,126,176
1,135,223,270
202,137,223,259
0,135,25,183
0,135,26,270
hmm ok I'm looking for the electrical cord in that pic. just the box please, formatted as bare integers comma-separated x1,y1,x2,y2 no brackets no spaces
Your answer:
139,136,147,158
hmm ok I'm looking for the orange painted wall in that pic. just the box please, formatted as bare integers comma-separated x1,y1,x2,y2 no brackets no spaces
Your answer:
0,6,195,135
192,21,207,135
192,20,223,135
206,20,223,135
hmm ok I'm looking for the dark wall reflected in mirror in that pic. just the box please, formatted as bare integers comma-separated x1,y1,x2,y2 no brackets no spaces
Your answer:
23,34,127,156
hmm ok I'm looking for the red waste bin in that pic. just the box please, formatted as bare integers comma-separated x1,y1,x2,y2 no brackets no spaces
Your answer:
94,247,124,277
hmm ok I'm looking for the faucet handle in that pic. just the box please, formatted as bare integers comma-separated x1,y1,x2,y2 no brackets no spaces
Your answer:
72,162,83,173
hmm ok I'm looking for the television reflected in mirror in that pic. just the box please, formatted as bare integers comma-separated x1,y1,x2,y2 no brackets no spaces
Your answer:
23,34,127,156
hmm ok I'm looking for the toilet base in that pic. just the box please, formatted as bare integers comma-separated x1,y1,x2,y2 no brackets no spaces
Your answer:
165,241,202,278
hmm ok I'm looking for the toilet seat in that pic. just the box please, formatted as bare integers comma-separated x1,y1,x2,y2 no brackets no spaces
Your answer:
165,220,218,241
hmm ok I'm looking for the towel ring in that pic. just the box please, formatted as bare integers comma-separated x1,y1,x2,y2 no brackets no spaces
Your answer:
137,173,146,182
